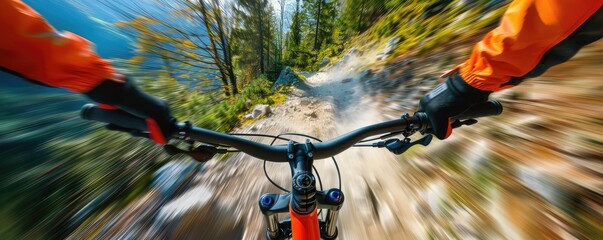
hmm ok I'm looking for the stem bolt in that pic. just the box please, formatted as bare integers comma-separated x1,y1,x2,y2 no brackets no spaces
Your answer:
260,195,274,207
328,190,341,202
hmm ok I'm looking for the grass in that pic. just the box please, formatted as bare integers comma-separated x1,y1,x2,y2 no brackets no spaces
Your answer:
269,92,288,105
181,75,290,132
333,1,509,65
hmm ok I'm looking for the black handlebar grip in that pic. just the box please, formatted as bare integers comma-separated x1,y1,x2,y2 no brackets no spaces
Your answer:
80,104,148,131
452,100,503,121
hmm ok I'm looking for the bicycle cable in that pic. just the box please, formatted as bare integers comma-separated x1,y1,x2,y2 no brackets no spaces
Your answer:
219,132,294,192
357,130,405,143
208,131,344,220
274,132,342,190
271,132,337,219
229,133,292,142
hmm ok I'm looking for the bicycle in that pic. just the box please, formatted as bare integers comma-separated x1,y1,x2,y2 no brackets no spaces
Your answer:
80,100,502,240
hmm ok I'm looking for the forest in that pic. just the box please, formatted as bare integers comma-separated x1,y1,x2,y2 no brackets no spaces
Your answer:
10,0,601,239
3,0,411,237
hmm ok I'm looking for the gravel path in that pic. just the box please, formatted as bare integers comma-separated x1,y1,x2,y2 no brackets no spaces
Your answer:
71,39,603,240
156,61,426,239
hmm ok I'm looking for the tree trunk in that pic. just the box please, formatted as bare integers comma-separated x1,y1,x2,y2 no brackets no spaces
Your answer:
279,0,285,65
258,6,265,74
198,1,230,96
225,36,238,95
293,0,301,46
212,0,238,95
274,38,282,70
313,0,323,50
266,23,271,72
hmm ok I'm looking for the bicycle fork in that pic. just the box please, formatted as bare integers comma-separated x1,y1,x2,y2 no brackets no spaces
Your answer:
259,189,344,239
259,140,345,240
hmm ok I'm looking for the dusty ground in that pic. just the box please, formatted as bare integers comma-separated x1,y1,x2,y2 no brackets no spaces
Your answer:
161,59,430,239
71,38,602,240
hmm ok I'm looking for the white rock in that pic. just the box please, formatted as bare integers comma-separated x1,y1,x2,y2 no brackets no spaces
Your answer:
249,104,271,119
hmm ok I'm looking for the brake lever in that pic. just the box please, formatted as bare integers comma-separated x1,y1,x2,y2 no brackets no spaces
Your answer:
451,119,478,128
163,144,227,162
105,124,149,138
373,135,433,155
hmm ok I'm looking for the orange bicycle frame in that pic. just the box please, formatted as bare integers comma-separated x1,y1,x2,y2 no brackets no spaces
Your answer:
290,207,320,240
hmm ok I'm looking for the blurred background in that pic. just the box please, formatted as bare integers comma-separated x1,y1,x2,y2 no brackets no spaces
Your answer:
1,0,601,239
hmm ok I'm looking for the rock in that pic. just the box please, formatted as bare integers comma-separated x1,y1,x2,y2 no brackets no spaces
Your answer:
347,48,359,56
305,111,318,118
404,58,417,65
300,98,313,106
272,66,301,89
384,36,402,55
169,199,244,239
245,104,271,120
359,69,372,80
341,78,353,83
152,160,200,198
289,99,301,106
396,69,414,84
333,48,360,69
377,36,403,61
372,71,388,83
319,58,330,69
323,103,334,111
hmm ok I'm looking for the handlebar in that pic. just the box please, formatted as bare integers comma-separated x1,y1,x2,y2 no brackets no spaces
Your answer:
80,99,502,162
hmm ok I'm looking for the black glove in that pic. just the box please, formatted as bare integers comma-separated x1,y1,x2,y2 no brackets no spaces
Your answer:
85,77,176,144
418,72,491,140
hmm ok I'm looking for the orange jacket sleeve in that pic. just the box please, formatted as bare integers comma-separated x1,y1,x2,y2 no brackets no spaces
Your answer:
458,0,603,92
0,0,115,93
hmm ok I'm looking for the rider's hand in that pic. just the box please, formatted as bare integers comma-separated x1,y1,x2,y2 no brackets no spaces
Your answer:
417,72,491,140
85,75,176,144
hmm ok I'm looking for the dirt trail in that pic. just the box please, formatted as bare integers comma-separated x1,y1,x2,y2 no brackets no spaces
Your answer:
162,41,603,239
70,46,430,239
156,60,427,239
71,39,603,240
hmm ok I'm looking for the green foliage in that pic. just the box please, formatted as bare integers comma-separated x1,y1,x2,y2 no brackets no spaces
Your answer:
339,0,388,34
232,0,281,81
283,0,510,76
283,0,340,70
180,75,281,132
0,65,288,238
1,1,516,238
113,0,239,96
335,0,510,60
0,89,166,239
240,75,274,103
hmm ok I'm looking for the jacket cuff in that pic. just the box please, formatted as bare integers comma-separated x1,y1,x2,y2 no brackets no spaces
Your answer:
447,71,492,101
458,64,514,92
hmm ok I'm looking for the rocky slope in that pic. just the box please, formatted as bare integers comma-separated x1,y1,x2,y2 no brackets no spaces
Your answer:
71,36,602,240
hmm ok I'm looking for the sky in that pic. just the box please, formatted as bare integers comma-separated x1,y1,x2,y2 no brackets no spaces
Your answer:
3,0,299,89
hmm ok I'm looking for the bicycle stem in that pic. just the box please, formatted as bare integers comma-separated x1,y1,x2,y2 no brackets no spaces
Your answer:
259,140,345,240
